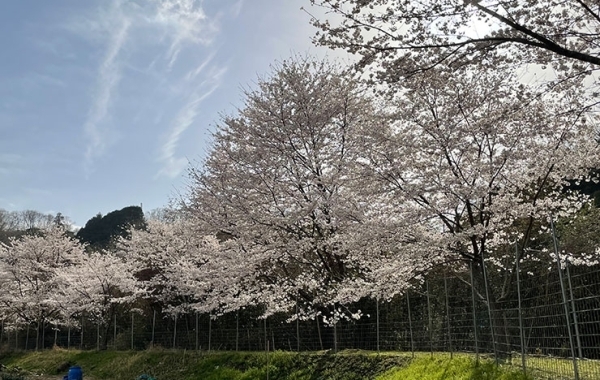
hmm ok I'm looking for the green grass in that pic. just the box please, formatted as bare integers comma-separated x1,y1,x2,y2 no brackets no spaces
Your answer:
1,349,598,380
376,355,532,380
0,348,407,380
511,355,600,380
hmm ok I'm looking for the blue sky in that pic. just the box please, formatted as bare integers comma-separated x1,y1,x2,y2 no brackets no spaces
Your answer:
0,0,346,227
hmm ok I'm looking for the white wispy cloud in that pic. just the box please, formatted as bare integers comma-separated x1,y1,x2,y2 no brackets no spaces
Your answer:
73,0,226,176
185,52,215,81
83,10,130,175
78,0,222,173
157,66,227,179
153,0,219,70
231,0,245,18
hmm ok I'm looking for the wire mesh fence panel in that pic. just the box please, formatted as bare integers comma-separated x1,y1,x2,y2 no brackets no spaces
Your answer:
569,265,600,360
4,257,600,379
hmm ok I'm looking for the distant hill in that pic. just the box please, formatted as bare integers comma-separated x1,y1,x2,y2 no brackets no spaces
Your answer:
76,205,146,250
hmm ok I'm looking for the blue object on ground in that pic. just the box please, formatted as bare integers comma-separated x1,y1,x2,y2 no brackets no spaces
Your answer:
68,365,83,380
137,375,156,380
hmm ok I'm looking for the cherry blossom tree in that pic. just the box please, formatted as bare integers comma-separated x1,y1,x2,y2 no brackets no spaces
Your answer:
307,0,600,82
360,64,599,282
0,227,85,348
161,233,231,315
183,58,432,321
354,64,600,353
55,250,140,347
304,0,600,349
118,219,222,317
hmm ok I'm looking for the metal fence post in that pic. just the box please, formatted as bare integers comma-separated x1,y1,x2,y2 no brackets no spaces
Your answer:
266,340,270,380
208,313,212,352
196,312,199,351
68,321,71,349
151,310,156,348
444,276,454,359
81,315,84,350
444,276,453,358
208,314,212,352
470,261,479,362
114,313,117,349
173,314,177,349
334,321,338,353
406,290,415,358
566,262,583,359
376,298,380,352
41,321,45,349
271,326,275,351
481,251,499,365
316,317,323,350
263,317,267,352
130,312,134,350
551,219,580,380
515,243,526,375
296,298,300,352
426,280,433,357
236,310,239,352
96,321,100,350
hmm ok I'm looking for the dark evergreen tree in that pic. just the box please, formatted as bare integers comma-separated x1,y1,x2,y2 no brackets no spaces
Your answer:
77,206,146,250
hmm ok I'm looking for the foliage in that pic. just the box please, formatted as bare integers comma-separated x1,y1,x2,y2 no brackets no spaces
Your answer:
117,219,221,316
77,206,146,250
308,0,600,86
157,51,600,332
183,57,416,319
356,61,600,304
0,227,86,332
0,209,73,245
0,223,138,343
555,204,600,263
56,249,140,324
306,2,600,274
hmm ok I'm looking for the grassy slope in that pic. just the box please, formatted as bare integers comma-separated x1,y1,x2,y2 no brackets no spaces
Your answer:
0,350,537,380
0,349,408,380
376,356,532,380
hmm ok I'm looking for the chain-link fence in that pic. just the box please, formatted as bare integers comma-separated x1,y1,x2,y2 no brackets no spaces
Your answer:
2,251,599,379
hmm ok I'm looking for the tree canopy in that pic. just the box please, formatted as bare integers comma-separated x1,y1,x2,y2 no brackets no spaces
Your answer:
308,0,600,79
178,55,600,318
76,206,146,250
183,58,425,318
